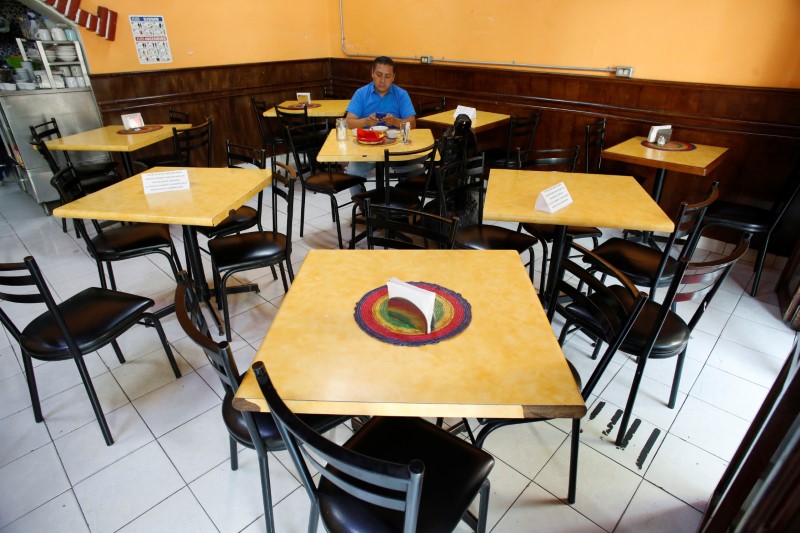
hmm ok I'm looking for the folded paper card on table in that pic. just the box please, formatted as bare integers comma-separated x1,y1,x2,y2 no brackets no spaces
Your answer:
296,92,311,104
386,277,436,334
142,169,190,194
453,105,477,122
647,125,673,145
535,182,573,213
121,112,145,130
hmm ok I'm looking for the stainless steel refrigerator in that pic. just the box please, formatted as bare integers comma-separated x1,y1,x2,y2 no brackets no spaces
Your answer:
0,86,110,206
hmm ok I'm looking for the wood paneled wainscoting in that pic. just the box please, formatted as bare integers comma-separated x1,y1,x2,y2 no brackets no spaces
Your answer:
92,58,800,254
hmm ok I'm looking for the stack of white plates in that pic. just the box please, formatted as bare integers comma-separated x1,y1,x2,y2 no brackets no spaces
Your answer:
44,47,57,62
55,45,78,62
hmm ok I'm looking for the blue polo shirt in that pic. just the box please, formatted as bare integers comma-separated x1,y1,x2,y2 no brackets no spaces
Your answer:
346,82,416,119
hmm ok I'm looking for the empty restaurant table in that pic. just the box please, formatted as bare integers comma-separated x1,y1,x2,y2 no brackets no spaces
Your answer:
482,169,675,313
233,248,587,501
53,166,271,320
45,123,192,177
262,99,350,118
417,108,511,134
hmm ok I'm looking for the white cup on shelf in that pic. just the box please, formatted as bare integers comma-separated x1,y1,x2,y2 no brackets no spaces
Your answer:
50,27,66,41
35,29,52,41
65,76,78,88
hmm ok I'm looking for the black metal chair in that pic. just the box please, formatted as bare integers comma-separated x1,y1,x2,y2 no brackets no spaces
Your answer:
0,255,180,446
250,97,287,160
207,160,297,341
702,165,800,296
253,360,495,533
285,122,366,249
195,140,266,242
167,107,190,124
51,165,183,291
415,96,447,115
515,144,602,291
364,200,458,250
472,237,648,503
584,117,607,174
133,117,213,171
454,155,540,282
350,143,437,249
487,111,541,169
174,273,348,533
587,182,719,302
561,232,751,445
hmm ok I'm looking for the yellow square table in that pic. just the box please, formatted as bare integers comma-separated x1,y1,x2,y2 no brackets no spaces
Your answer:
234,248,587,501
45,124,191,176
263,100,350,118
483,169,675,313
417,109,511,134
53,166,271,313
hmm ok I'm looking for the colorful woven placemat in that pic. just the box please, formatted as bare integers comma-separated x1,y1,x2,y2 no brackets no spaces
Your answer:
641,140,696,152
288,102,322,109
117,125,163,135
354,282,471,346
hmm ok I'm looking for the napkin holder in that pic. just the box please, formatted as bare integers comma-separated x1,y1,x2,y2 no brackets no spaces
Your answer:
386,278,435,334
296,92,311,104
121,112,145,130
647,125,672,145
453,105,477,122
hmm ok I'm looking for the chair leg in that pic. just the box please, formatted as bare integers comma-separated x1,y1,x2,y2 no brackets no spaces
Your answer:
615,349,651,446
269,265,278,280
145,312,181,378
22,352,44,423
111,340,126,364
539,241,550,297
558,319,573,346
349,203,359,249
568,418,580,504
299,186,307,237
668,348,687,409
751,238,769,297
476,478,491,533
277,263,289,293
220,271,233,342
75,357,114,445
286,259,295,282
331,196,344,249
229,436,238,470
106,262,118,291
257,455,277,533
95,260,108,289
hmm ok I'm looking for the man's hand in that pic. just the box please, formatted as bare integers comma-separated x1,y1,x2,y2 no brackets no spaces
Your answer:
383,113,403,128
363,114,380,127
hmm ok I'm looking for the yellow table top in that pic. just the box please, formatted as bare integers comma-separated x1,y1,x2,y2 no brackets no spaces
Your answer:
417,109,511,133
45,124,192,153
233,249,586,420
53,166,271,227
602,136,729,176
263,100,350,118
316,128,437,163
483,170,675,233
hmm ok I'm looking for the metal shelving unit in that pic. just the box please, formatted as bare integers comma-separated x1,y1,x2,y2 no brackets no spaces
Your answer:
15,38,90,90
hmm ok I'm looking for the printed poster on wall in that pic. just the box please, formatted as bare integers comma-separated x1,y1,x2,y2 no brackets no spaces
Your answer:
129,15,172,64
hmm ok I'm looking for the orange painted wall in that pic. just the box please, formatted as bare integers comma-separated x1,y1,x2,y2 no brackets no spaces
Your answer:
81,0,800,88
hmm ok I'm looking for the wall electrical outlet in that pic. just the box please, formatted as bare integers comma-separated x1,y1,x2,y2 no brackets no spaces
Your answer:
420,56,433,64
615,66,634,78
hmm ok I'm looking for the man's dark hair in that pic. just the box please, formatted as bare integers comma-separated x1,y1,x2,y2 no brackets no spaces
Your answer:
372,56,395,72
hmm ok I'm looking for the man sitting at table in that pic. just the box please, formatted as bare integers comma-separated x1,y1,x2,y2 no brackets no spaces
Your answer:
345,56,417,182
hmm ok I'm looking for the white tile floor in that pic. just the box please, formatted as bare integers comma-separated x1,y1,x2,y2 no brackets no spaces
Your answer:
0,178,796,532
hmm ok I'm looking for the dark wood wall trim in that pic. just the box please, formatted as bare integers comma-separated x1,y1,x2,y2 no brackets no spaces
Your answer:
90,57,800,254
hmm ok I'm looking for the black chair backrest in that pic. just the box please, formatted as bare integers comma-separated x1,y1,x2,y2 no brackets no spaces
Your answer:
769,165,800,231
382,142,438,205
30,117,69,172
432,154,485,224
0,256,82,357
173,117,212,167
269,160,298,246
505,112,542,162
584,117,606,173
364,199,458,250
174,272,240,395
275,105,311,133
50,165,106,246
252,361,425,533
551,237,648,399
250,97,286,153
415,96,446,115
517,145,580,172
438,115,477,168
168,108,190,124
226,140,266,170
285,121,330,177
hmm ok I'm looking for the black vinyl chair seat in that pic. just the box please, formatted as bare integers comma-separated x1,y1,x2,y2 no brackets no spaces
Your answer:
563,284,690,359
209,231,287,271
588,237,678,289
90,223,174,256
318,416,494,533
521,223,602,241
703,201,772,232
196,206,260,239
352,187,421,210
21,288,154,358
305,171,366,193
457,224,538,253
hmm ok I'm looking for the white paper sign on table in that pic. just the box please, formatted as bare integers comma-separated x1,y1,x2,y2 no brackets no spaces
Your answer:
142,169,190,194
453,105,477,122
535,182,573,213
296,92,311,104
647,125,672,143
386,277,436,334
